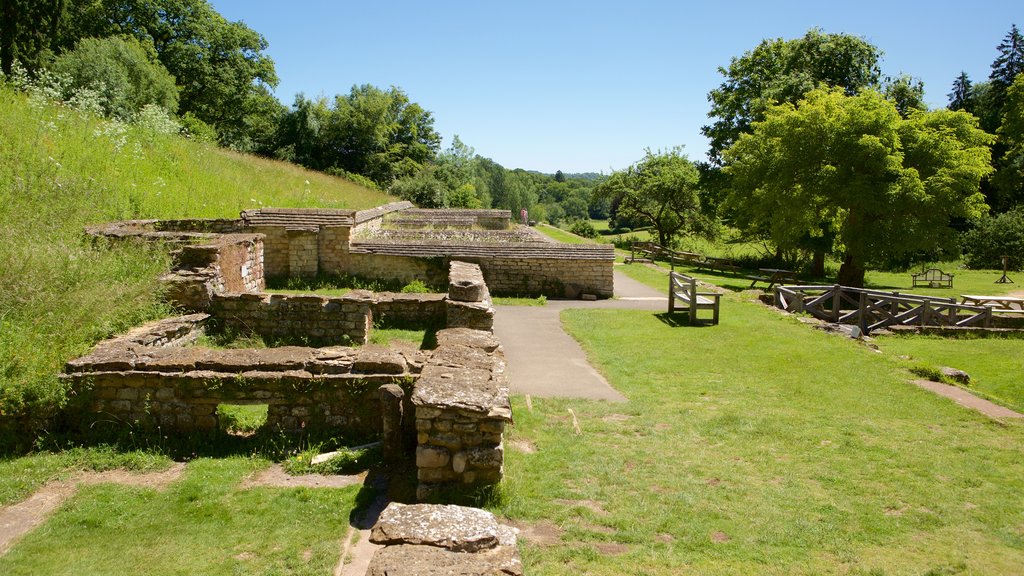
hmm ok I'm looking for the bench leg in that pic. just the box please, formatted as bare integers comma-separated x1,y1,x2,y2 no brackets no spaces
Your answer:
713,303,720,325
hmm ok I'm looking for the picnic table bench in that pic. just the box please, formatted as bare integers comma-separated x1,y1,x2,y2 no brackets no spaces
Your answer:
669,271,721,325
912,268,953,288
747,268,798,289
960,294,1024,314
696,256,740,273
625,241,662,264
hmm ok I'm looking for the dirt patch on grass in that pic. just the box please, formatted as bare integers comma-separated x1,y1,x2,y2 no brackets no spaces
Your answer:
554,499,608,515
602,414,631,423
711,531,730,543
508,519,563,546
79,462,187,489
507,439,537,454
0,463,187,557
241,464,366,489
656,533,675,543
593,542,631,555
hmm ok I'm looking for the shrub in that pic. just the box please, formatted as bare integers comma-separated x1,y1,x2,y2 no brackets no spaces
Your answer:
569,219,598,239
51,36,179,121
961,208,1024,270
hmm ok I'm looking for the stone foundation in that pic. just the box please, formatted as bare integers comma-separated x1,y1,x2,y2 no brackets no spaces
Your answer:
412,328,510,500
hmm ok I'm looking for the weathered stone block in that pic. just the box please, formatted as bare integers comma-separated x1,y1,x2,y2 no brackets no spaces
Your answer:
416,446,450,468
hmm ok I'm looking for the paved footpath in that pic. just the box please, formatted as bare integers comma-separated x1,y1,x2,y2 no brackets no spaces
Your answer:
493,267,666,402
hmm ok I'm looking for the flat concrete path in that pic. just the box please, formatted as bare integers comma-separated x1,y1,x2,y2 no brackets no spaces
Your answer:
912,380,1024,420
493,267,666,402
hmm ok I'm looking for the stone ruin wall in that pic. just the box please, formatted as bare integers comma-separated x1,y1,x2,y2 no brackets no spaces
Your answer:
62,260,507,499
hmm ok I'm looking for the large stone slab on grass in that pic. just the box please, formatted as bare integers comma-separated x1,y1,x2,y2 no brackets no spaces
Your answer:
369,503,512,552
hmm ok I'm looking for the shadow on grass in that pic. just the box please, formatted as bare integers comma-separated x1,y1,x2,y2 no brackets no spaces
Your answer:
655,312,718,327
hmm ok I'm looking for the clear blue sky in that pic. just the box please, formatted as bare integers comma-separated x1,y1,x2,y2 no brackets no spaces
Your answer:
210,0,1021,174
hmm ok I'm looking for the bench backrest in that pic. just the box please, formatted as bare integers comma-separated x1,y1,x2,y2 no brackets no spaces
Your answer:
916,268,950,280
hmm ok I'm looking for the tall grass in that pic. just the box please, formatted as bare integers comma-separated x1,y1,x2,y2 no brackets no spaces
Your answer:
0,86,395,420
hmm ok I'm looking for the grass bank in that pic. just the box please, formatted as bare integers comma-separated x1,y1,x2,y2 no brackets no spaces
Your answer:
0,86,394,420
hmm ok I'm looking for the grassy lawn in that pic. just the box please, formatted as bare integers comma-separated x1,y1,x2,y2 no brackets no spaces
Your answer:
535,223,601,244
498,299,1024,574
873,334,1024,414
0,457,359,575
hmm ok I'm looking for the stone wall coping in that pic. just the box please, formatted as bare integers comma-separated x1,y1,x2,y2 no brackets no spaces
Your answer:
354,201,414,224
412,329,511,421
350,241,614,260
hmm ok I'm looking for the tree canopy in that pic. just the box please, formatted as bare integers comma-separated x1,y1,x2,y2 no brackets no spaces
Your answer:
724,88,993,287
595,148,714,247
703,28,882,164
51,35,178,119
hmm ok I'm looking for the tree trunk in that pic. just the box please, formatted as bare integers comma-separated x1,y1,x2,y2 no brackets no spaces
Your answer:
811,250,826,278
836,254,865,287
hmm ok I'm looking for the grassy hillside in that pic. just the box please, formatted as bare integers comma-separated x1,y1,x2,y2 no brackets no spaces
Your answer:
0,86,395,421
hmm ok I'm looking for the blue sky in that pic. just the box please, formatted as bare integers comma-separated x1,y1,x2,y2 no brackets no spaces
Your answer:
210,1,1021,174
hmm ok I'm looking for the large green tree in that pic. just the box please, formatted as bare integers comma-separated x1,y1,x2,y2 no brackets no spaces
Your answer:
724,88,993,287
51,35,179,119
0,0,65,77
56,0,281,149
277,85,440,187
595,148,714,247
992,74,1024,205
703,28,882,164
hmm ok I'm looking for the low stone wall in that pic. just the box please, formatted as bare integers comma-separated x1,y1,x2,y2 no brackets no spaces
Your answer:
412,328,511,500
211,291,374,346
62,315,421,434
389,209,511,230
348,242,615,298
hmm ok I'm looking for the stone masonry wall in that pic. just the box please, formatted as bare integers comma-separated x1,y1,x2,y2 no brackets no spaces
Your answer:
62,315,422,435
162,234,265,311
412,328,511,501
212,292,374,346
343,250,613,299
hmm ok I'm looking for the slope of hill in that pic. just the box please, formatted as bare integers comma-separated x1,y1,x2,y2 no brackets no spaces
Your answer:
0,86,396,420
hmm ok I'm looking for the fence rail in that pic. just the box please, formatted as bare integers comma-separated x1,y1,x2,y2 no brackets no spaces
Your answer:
774,284,992,334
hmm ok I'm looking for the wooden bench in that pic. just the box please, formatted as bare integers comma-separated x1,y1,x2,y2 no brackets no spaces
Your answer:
697,256,740,273
625,241,661,264
669,271,721,325
912,268,953,288
747,268,798,289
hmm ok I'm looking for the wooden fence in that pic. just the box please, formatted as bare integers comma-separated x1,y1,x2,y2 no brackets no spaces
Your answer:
774,285,992,334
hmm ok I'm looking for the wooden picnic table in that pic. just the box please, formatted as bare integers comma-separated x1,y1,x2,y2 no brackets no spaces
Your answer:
748,268,798,289
960,294,1024,312
697,256,740,273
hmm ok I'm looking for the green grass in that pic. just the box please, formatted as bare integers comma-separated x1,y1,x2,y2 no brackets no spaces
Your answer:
535,223,601,244
0,457,360,575
495,301,1024,574
368,327,430,347
0,86,394,419
865,265,1022,299
492,296,548,307
874,333,1024,414
0,446,173,506
216,404,269,434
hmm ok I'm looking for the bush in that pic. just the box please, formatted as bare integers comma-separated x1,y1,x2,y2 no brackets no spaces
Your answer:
961,208,1024,270
569,219,598,239
51,36,179,121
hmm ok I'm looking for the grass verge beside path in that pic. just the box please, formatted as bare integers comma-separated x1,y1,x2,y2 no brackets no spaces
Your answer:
0,457,359,575
498,299,1024,574
874,334,1024,414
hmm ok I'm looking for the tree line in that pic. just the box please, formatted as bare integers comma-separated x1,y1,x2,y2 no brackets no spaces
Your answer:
0,0,607,223
2,2,1022,286
600,26,1023,286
